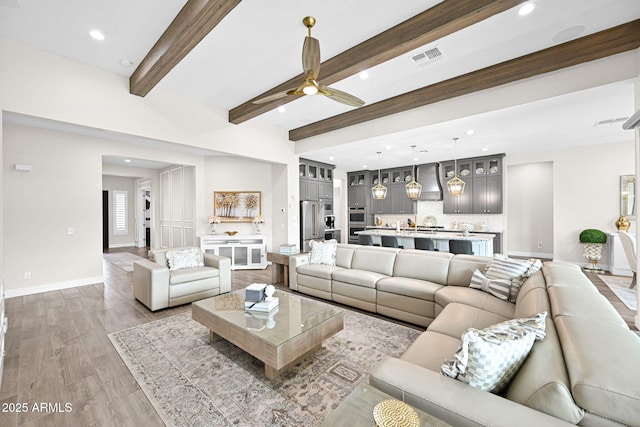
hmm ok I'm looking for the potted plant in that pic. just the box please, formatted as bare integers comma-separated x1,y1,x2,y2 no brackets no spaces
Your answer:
579,229,607,272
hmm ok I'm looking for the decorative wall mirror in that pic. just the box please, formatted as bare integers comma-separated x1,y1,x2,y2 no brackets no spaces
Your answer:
620,175,636,219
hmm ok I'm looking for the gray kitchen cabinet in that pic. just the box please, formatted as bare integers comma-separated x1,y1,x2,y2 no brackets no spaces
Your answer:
300,158,334,202
390,185,414,215
348,171,370,208
442,154,503,215
473,174,502,214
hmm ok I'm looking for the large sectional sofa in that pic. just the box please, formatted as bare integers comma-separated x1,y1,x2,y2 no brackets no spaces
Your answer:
288,243,640,427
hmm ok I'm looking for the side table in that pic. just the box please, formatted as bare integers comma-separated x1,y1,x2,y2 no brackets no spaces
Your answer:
320,383,451,427
266,252,297,287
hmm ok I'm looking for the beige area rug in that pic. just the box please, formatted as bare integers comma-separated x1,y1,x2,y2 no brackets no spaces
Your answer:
103,252,146,272
108,310,421,426
597,274,637,310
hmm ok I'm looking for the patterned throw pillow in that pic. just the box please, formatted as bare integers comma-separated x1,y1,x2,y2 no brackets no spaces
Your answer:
475,255,543,302
469,269,513,301
441,313,547,392
166,248,204,271
308,239,337,266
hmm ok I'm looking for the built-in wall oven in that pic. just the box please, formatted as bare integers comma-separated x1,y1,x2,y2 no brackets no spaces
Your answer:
348,207,366,243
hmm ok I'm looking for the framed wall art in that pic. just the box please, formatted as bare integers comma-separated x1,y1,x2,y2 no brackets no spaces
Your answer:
214,191,262,223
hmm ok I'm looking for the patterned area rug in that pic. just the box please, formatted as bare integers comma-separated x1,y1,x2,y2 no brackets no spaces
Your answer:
108,310,421,426
597,274,637,310
103,252,146,272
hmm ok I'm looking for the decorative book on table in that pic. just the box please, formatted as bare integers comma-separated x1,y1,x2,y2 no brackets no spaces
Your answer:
245,298,279,312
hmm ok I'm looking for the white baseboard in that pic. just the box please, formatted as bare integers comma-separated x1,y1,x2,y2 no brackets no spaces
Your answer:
5,276,104,298
507,251,554,259
109,242,136,249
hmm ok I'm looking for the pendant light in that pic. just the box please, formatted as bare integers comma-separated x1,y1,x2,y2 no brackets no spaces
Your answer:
447,137,465,196
371,151,387,200
405,145,422,199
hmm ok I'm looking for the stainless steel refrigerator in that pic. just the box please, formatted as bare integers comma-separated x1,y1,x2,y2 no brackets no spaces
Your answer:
300,200,325,252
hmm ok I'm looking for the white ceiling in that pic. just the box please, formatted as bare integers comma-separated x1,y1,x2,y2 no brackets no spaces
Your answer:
1,0,639,172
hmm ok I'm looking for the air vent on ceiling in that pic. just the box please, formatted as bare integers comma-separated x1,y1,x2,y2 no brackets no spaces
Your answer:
593,117,630,127
410,47,444,68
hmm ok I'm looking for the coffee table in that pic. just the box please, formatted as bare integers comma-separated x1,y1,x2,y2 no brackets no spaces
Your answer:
192,289,344,380
320,383,451,426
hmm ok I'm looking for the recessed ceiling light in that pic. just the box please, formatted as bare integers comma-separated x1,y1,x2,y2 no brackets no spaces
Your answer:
362,165,367,169
481,148,489,152
329,156,334,161
466,129,475,135
277,106,286,113
89,30,105,41
518,2,535,16
124,159,132,163
358,70,369,80
119,59,133,67
413,157,419,162
385,145,392,150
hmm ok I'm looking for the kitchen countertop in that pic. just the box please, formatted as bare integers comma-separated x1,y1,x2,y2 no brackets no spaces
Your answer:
357,229,495,242
365,226,502,234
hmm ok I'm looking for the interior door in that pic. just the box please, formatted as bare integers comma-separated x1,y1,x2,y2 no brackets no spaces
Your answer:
102,190,109,250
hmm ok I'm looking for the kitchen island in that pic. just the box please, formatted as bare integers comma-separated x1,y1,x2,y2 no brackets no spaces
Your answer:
356,229,496,256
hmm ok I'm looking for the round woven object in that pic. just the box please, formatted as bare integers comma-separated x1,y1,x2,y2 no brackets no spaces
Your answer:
373,399,419,427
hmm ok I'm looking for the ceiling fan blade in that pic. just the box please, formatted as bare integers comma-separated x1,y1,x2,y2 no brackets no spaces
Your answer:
252,89,295,104
319,85,365,108
302,36,321,80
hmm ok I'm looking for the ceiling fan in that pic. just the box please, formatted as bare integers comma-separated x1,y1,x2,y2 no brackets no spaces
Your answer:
253,16,365,108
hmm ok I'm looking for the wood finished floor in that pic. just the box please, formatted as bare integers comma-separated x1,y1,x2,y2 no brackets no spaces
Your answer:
0,248,637,427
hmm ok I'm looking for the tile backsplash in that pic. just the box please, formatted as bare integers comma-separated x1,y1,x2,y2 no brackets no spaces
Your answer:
373,201,504,231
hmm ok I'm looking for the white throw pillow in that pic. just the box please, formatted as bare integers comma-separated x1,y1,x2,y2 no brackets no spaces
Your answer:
441,313,547,392
308,239,337,266
165,248,204,271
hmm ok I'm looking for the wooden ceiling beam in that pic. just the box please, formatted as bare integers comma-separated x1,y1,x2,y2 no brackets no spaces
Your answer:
228,0,528,124
130,0,241,97
289,20,640,141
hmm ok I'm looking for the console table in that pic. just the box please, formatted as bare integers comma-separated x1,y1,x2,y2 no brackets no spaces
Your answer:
608,232,634,276
199,234,267,270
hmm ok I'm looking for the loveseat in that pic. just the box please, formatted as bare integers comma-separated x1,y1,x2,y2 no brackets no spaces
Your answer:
288,243,640,426
133,246,231,311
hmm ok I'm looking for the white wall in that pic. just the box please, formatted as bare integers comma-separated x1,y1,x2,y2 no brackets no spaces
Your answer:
102,175,136,248
203,156,276,249
2,123,209,296
506,162,554,258
505,139,634,267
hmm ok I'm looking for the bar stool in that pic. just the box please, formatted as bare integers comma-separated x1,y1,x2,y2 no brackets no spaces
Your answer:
449,240,473,255
381,235,403,248
358,234,378,246
414,237,436,251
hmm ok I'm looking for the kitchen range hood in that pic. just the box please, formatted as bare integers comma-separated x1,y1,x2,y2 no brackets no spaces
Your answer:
416,163,443,201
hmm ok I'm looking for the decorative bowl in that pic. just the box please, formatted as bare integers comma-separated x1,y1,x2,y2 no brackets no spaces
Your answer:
225,231,238,236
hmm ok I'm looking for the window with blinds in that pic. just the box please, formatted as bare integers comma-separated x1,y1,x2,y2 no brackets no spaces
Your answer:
114,190,128,235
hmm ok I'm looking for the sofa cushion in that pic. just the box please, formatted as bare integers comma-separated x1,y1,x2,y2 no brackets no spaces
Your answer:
332,268,388,288
376,277,442,301
309,239,337,265
505,317,585,424
547,286,627,326
554,316,640,426
542,262,597,291
435,287,515,319
169,266,218,285
446,254,492,286
350,247,399,276
428,303,511,339
166,247,204,271
401,331,463,372
441,314,546,392
297,263,343,280
392,250,452,284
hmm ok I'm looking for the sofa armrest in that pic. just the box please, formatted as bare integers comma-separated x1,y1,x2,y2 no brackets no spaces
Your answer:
288,253,309,290
369,357,575,427
133,259,170,311
204,253,231,293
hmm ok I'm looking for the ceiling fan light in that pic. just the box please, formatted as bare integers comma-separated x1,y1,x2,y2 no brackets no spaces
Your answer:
372,183,388,200
303,81,318,95
447,176,466,196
